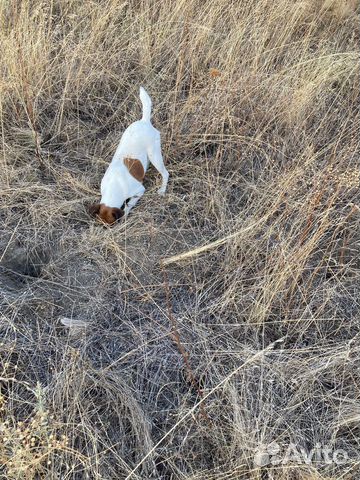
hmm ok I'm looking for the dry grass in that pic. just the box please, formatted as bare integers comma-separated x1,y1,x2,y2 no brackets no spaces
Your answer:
0,0,359,478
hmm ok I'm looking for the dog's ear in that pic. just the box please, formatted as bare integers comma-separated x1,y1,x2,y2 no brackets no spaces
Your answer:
112,207,124,221
89,203,101,217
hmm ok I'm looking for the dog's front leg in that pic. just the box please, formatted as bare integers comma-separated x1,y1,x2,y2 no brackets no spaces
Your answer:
124,187,145,216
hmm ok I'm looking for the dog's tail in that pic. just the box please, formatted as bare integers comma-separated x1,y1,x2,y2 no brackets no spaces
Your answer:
139,86,152,122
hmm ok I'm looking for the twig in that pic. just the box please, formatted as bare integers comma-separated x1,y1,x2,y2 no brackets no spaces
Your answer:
161,267,210,423
161,217,266,265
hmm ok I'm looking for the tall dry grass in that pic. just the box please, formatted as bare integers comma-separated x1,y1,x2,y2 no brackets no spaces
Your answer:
0,0,359,478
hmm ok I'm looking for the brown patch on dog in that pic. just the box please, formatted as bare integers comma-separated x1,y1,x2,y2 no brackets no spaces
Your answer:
124,157,145,183
90,203,123,224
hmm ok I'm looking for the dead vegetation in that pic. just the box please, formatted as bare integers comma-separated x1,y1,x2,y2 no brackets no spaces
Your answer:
0,0,359,478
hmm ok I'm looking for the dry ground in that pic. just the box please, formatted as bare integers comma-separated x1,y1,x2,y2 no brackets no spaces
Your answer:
0,1,360,479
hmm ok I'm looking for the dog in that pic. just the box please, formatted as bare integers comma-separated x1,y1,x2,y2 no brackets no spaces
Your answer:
89,87,169,224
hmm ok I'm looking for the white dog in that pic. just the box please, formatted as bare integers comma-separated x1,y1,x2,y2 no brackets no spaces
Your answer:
90,87,169,224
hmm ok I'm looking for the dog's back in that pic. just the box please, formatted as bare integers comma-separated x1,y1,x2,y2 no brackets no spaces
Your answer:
116,121,159,166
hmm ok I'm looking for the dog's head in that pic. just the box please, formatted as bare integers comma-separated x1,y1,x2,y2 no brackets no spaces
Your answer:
89,203,124,225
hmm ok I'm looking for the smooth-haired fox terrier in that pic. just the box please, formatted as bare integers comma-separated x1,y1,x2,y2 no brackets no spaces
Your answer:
90,87,169,224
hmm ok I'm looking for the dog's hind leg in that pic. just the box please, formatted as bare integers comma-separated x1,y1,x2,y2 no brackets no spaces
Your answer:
147,137,169,195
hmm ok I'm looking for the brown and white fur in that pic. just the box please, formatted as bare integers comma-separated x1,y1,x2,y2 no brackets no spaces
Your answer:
90,87,169,224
